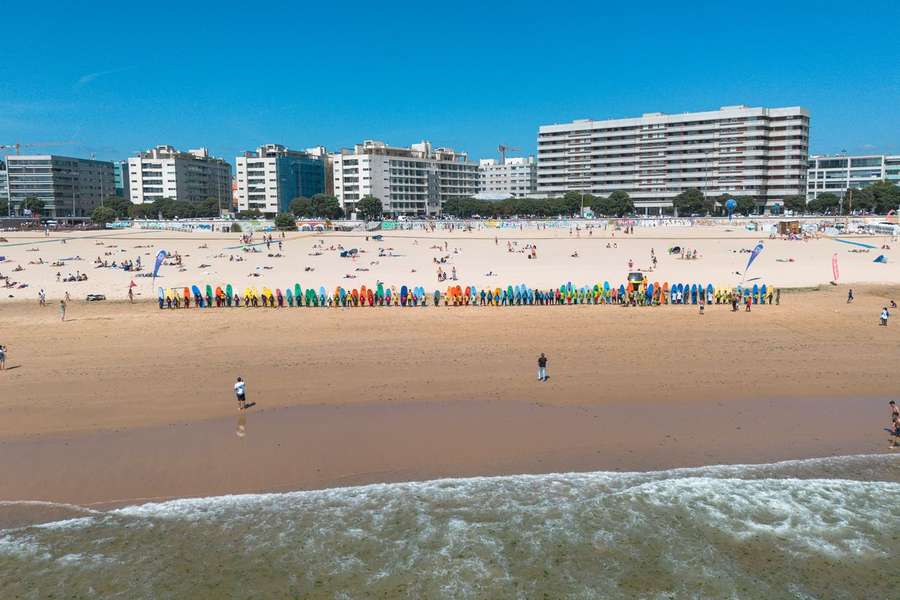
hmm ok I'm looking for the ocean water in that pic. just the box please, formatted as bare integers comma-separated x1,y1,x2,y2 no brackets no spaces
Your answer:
1,455,898,599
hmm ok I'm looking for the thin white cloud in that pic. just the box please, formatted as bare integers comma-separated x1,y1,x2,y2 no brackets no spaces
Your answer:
74,67,134,89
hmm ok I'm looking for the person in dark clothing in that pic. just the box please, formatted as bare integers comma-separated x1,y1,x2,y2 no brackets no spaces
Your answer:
537,353,548,381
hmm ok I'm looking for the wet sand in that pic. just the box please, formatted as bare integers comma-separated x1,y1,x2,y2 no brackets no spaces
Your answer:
0,284,898,513
0,394,888,522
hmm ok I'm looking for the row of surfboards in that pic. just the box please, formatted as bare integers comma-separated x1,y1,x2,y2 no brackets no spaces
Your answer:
158,282,770,308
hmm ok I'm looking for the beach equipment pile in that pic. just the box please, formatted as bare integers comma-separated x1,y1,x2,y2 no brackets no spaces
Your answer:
158,281,771,309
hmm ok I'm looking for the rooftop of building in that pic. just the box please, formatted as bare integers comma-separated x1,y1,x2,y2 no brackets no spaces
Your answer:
540,105,809,132
132,145,229,164
809,153,898,159
479,157,535,167
4,154,114,165
341,140,472,162
240,143,324,160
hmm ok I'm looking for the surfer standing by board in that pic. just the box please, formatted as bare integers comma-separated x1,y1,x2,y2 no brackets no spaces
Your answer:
234,377,247,410
537,353,548,382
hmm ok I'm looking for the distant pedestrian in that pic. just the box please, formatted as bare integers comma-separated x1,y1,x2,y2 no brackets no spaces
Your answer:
0,344,6,370
234,376,247,410
775,288,781,305
128,287,134,303
59,299,66,322
537,353,548,382
880,307,889,326
745,295,752,312
38,289,46,307
847,289,854,303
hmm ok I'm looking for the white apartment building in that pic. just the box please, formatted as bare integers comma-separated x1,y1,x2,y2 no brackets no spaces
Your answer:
332,140,478,216
235,144,326,216
127,145,232,206
477,156,537,199
807,154,900,200
538,105,810,212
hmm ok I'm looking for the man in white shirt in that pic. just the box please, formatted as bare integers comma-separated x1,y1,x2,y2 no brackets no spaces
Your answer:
234,377,247,410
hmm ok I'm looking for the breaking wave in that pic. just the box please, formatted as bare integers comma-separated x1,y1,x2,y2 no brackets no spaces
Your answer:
1,454,898,598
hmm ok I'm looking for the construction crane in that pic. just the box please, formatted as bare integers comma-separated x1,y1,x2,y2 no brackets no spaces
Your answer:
0,141,76,155
497,144,520,165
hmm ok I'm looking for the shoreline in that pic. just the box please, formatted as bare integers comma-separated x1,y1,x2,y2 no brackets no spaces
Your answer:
0,394,891,520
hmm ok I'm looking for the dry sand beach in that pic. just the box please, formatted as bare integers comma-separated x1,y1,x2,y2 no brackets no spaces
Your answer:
0,268,898,506
1,222,899,304
1,223,899,598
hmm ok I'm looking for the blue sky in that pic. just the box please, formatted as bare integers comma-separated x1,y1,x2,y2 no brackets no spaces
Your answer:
1,0,898,166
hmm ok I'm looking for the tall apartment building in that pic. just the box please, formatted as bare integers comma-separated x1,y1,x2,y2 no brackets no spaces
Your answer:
127,145,232,206
113,161,130,198
305,146,334,196
235,144,326,215
537,105,809,212
332,140,478,216
5,155,114,218
807,154,900,200
0,160,7,210
477,156,537,199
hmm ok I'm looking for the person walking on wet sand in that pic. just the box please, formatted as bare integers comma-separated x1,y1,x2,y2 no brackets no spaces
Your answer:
234,376,247,410
891,412,900,448
880,306,889,326
537,353,548,381
59,299,66,322
847,288,854,303
0,344,6,370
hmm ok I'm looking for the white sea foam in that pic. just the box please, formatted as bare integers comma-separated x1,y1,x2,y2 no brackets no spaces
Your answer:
1,455,897,599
